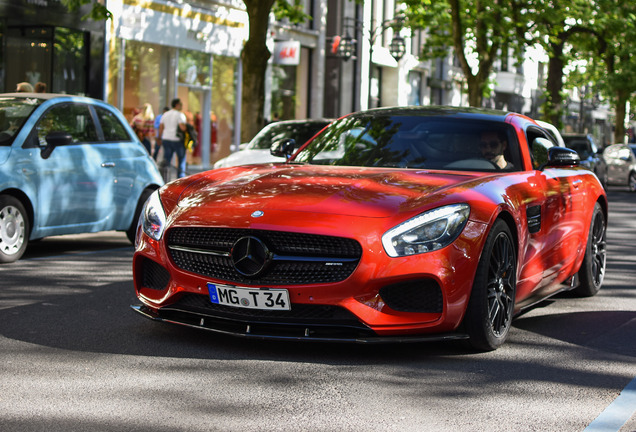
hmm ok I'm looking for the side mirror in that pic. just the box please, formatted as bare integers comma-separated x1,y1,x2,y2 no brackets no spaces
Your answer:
545,146,580,168
41,132,72,159
270,138,297,160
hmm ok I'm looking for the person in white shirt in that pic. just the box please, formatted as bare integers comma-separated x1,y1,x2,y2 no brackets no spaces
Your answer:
158,98,187,178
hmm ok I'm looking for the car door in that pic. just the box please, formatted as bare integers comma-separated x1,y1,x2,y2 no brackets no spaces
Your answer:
91,104,150,229
517,127,585,298
30,102,117,233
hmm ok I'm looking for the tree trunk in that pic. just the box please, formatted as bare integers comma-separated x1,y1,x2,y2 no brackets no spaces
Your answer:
240,0,276,143
614,90,628,145
466,75,483,107
544,43,565,127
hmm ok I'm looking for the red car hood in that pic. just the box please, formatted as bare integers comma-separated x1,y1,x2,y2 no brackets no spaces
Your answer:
174,165,488,220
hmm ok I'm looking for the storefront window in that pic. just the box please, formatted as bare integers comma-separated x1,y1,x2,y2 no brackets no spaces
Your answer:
271,65,296,121
210,55,237,163
5,27,53,93
270,46,310,121
122,40,169,120
53,27,86,95
178,49,211,87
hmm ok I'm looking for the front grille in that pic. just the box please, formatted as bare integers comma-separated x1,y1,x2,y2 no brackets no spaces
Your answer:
140,258,171,291
379,280,443,313
166,227,362,285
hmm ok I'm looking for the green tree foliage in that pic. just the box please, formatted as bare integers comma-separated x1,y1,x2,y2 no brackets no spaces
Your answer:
402,0,524,107
240,0,309,143
592,0,636,143
60,0,112,21
533,0,636,142
522,0,600,127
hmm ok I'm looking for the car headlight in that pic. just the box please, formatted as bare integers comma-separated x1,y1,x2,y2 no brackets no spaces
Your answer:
141,190,167,241
382,204,470,257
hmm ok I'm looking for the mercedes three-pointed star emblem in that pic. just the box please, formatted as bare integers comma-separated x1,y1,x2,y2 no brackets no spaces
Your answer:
230,236,272,277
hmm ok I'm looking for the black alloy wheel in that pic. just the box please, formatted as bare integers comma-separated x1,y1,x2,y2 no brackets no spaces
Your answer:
573,202,606,297
465,219,516,351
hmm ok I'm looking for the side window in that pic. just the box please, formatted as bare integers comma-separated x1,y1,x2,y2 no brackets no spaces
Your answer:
95,106,131,142
527,127,554,169
36,103,98,146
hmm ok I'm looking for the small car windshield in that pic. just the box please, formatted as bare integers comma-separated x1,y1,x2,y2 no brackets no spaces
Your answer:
0,97,41,146
293,114,521,172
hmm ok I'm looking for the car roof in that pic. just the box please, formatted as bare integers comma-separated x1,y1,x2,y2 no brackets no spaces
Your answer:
0,92,98,102
266,118,333,126
352,105,513,120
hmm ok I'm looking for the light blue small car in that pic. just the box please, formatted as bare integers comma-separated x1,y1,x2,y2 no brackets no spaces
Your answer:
0,93,164,263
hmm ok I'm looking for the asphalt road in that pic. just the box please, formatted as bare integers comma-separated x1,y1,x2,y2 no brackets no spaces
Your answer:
0,187,634,432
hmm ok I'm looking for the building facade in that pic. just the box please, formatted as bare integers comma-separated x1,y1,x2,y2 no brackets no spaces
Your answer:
1,0,616,171
0,0,105,97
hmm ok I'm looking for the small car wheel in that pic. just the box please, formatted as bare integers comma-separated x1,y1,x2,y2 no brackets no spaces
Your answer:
465,219,516,351
0,196,29,263
629,171,636,192
126,189,154,244
572,203,606,297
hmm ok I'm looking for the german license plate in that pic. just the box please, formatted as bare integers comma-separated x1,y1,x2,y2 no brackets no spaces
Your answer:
207,283,290,311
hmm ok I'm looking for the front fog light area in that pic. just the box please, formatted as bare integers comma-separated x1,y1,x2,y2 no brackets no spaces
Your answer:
141,190,167,241
382,204,470,257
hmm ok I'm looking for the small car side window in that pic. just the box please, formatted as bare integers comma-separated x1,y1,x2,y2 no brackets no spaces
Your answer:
36,103,98,146
95,106,131,142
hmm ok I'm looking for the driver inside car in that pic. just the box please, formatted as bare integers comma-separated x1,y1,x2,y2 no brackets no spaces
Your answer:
480,130,513,170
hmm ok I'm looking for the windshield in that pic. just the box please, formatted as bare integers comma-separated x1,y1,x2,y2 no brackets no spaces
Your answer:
293,114,521,172
248,121,328,150
0,97,41,146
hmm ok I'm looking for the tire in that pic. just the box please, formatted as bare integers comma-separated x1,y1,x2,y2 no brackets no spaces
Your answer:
126,188,154,244
465,219,516,351
572,203,606,297
628,171,636,192
0,195,29,263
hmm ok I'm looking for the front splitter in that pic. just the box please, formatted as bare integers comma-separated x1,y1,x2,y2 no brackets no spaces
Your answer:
131,304,469,344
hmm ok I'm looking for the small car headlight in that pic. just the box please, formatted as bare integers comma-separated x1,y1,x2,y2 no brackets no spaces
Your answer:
382,204,470,257
141,190,167,241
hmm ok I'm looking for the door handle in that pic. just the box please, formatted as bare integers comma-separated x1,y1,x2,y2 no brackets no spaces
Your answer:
101,162,116,168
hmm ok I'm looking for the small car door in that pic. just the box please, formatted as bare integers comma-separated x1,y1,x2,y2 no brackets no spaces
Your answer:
30,102,116,231
91,104,149,228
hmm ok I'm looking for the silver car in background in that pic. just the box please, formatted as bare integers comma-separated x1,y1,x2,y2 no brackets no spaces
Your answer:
603,143,636,192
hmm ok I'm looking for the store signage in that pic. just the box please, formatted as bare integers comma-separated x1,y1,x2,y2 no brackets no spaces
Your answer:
274,40,300,65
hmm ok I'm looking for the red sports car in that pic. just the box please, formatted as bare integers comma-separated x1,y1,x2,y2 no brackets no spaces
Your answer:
132,107,607,351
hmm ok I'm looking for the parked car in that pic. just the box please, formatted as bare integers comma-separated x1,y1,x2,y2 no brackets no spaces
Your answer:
132,106,606,351
562,133,608,187
213,119,332,168
0,93,164,263
603,143,636,191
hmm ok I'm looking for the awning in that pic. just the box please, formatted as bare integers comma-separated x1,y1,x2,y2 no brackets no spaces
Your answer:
372,46,398,68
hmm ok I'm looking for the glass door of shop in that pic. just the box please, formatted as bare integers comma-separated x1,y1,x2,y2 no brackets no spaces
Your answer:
177,85,211,169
